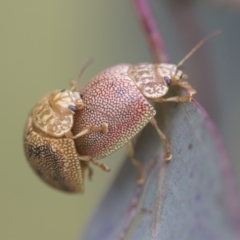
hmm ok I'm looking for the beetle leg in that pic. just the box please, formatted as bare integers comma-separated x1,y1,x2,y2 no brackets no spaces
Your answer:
78,155,110,172
91,158,110,172
157,95,192,102
156,81,196,103
175,81,197,96
126,141,144,184
68,124,110,172
87,165,93,180
71,123,108,139
150,118,172,161
81,162,93,180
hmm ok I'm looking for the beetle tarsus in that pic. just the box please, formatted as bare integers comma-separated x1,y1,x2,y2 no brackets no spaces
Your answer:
150,118,172,162
137,177,145,185
91,158,110,172
164,152,172,161
72,123,109,139
126,141,145,185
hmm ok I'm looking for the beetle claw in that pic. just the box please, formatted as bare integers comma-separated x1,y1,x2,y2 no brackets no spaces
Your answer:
164,153,172,161
137,177,145,185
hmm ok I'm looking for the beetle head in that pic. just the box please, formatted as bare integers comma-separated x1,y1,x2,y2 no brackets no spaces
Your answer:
49,89,84,116
158,63,186,86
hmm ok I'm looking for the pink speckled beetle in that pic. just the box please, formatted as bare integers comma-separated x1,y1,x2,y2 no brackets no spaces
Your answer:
72,31,220,185
72,63,193,184
24,31,219,192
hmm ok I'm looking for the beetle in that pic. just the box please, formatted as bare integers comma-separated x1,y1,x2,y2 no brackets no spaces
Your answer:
24,75,110,192
24,31,219,192
72,62,194,184
73,31,220,186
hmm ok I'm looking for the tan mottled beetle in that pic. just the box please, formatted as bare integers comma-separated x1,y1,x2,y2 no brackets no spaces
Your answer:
24,32,219,193
24,68,110,192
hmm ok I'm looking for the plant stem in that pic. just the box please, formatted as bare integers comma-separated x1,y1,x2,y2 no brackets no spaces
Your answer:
132,0,169,63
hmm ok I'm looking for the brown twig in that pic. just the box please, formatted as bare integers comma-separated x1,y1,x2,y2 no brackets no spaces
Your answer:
132,0,169,63
211,0,240,5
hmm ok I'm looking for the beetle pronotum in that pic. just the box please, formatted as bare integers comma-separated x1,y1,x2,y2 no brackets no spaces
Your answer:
24,31,220,192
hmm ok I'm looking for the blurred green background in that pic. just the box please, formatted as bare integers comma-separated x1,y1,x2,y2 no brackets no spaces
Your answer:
0,1,151,240
0,1,240,240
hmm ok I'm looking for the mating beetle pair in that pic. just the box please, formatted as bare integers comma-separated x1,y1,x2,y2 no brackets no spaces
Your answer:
24,32,218,193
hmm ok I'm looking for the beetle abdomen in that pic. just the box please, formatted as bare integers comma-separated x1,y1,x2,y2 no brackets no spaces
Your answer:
73,64,156,159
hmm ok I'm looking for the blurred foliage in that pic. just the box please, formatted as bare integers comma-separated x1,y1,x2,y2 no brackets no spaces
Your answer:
0,1,240,240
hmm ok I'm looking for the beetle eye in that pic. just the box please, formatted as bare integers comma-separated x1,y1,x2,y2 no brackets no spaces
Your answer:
163,76,171,85
61,89,66,92
68,105,77,112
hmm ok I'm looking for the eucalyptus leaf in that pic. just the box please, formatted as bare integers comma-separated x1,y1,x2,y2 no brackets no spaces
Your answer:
80,100,240,240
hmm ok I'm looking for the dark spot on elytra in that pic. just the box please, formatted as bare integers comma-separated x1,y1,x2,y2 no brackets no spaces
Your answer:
27,145,53,160
115,87,127,96
27,144,72,191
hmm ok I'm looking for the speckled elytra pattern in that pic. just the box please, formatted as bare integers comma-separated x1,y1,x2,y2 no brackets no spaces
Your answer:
24,117,83,192
72,64,156,159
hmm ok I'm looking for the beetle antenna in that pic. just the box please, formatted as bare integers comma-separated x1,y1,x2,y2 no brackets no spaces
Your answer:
74,59,114,119
71,58,94,91
77,58,94,82
176,30,222,68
